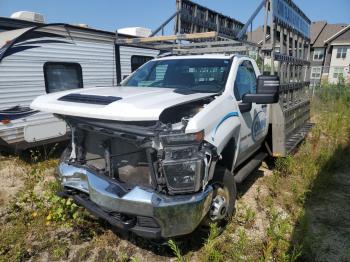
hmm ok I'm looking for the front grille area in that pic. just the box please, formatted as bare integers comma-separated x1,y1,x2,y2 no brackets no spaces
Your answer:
83,130,153,188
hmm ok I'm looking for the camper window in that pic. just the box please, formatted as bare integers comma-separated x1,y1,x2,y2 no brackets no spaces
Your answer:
131,55,153,72
44,62,83,93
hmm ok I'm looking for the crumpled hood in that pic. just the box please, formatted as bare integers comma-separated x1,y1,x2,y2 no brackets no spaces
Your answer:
31,86,215,121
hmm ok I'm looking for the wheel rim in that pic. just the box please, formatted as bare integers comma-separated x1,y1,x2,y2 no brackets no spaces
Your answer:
209,186,230,222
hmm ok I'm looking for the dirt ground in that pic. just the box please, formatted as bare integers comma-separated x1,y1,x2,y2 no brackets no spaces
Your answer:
0,153,274,262
0,154,298,262
0,148,349,261
0,156,25,213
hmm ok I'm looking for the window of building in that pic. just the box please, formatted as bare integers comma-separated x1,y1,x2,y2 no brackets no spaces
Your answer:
311,67,322,79
333,67,344,79
336,47,347,59
44,62,83,93
313,48,324,61
234,61,257,101
131,55,153,72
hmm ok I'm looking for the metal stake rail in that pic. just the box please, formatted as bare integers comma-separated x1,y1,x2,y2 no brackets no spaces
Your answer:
262,0,313,156
115,32,259,56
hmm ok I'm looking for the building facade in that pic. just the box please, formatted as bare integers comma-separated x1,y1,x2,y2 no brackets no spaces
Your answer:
323,25,350,84
249,22,350,86
310,22,350,86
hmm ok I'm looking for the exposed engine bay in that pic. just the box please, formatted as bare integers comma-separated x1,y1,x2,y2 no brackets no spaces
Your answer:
60,95,219,195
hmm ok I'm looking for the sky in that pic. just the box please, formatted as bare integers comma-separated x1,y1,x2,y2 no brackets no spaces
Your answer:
0,0,349,33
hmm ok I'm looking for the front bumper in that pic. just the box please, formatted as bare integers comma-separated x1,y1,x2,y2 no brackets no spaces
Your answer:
57,162,213,238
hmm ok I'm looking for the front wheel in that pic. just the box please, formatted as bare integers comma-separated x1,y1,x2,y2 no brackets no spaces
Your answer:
202,167,237,227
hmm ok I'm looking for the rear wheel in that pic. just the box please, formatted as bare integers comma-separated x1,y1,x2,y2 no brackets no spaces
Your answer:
201,167,237,228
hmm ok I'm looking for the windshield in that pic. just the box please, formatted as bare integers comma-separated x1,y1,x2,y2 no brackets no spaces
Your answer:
122,58,232,93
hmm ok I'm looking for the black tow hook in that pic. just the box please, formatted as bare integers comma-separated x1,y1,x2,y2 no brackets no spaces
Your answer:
109,212,137,228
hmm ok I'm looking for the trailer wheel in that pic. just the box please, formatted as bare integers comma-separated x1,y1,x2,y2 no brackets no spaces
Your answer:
201,167,237,228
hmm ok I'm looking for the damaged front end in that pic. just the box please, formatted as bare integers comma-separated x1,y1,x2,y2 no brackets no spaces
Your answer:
56,110,218,238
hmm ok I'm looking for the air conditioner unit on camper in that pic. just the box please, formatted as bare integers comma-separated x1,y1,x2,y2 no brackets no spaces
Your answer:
10,11,45,23
76,24,89,28
118,27,152,37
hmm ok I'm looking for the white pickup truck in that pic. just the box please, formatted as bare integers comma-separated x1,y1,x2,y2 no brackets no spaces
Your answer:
31,54,283,238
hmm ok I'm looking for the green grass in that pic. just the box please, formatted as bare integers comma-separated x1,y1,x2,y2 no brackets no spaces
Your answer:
168,239,188,262
194,84,350,261
0,157,96,262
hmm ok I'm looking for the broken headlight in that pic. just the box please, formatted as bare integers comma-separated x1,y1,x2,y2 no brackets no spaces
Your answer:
160,131,206,194
162,157,204,194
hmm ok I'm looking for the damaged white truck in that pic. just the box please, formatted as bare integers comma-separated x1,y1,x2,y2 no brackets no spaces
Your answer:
31,0,312,239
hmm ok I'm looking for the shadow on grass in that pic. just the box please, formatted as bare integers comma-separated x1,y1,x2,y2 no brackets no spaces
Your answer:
105,169,268,257
77,218,209,258
20,141,69,163
0,141,69,163
290,143,350,262
237,169,265,197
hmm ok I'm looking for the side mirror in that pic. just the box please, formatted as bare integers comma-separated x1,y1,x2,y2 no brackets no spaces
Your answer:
242,75,280,104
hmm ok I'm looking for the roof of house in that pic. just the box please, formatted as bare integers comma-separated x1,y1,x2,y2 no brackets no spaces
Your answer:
313,23,348,47
310,21,327,45
324,24,350,45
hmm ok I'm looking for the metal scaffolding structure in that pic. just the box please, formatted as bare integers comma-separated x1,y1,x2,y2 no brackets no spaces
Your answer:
174,0,245,39
115,0,313,157
262,0,313,156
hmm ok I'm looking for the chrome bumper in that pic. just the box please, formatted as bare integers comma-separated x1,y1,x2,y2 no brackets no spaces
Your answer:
57,162,213,238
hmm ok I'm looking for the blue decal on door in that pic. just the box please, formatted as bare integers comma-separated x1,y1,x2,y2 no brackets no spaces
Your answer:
212,112,239,141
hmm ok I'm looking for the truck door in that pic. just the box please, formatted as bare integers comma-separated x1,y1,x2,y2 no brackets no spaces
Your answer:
234,60,268,165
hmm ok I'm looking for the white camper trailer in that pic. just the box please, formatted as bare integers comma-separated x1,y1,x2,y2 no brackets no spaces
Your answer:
0,22,159,151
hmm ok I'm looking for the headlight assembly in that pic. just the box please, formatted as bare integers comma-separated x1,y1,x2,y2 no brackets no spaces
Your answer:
159,131,206,194
162,158,204,194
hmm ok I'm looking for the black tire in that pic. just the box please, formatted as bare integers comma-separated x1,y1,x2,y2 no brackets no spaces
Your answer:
201,167,237,228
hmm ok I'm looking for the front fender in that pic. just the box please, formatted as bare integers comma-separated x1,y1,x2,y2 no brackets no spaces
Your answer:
209,114,241,153
185,96,241,153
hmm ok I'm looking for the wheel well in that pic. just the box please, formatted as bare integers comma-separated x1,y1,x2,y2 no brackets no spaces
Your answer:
217,138,236,171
